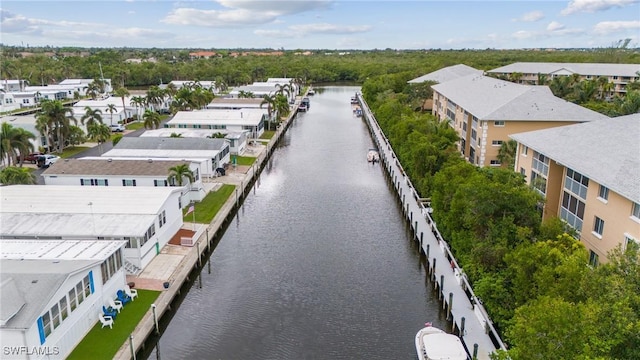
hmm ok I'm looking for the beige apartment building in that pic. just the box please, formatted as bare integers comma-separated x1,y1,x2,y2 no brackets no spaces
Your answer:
487,62,640,97
510,113,640,265
431,74,609,166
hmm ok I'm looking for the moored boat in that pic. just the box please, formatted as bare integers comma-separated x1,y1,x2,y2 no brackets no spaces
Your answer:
308,87,315,95
367,149,379,163
415,324,468,360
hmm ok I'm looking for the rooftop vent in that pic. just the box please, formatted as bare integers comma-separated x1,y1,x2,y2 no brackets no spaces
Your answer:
148,159,153,163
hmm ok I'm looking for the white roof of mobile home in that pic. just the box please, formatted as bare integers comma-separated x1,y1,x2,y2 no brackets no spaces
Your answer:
408,64,483,84
432,75,609,122
141,128,246,138
0,185,181,238
168,109,266,126
0,239,126,261
510,113,640,203
487,62,640,77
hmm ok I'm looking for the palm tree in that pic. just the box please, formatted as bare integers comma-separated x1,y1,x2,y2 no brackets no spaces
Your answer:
114,87,130,119
274,93,290,119
129,96,146,121
37,99,75,153
238,90,254,99
167,163,194,186
496,139,518,169
80,107,103,127
0,166,37,185
143,109,162,129
106,104,117,126
260,94,276,130
146,85,165,111
1,123,36,167
87,123,111,154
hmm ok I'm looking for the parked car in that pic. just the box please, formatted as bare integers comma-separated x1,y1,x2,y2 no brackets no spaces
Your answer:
110,124,125,132
21,152,44,164
36,154,60,168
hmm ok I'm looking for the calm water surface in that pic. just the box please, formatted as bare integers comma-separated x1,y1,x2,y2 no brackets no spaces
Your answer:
148,86,446,360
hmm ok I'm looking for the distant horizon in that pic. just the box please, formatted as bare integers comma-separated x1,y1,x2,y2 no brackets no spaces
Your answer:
1,1,639,50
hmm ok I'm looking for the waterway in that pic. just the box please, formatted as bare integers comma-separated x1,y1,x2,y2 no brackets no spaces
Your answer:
146,86,447,360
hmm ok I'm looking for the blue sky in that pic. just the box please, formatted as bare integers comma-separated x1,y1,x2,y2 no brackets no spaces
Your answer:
1,0,639,49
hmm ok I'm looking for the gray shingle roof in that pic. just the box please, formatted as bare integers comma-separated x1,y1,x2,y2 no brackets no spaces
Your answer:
0,259,98,330
113,137,227,151
408,64,483,84
487,62,640,77
510,113,640,203
43,159,189,176
432,75,609,122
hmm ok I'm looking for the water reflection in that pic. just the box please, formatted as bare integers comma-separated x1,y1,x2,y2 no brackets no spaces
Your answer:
146,86,446,360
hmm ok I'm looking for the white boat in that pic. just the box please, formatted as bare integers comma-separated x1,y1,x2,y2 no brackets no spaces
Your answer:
367,149,379,163
415,325,468,360
308,87,315,95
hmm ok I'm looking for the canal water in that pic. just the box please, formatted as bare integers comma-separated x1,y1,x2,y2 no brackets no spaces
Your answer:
147,86,446,360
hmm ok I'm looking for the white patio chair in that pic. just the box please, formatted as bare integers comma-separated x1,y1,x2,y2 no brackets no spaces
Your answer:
125,285,138,301
109,298,123,313
99,313,113,329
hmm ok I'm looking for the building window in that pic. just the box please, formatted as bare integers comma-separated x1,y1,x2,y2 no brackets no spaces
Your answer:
76,283,84,304
632,202,640,219
565,168,589,199
532,152,549,176
597,185,609,201
521,145,528,156
490,160,501,166
83,275,91,298
593,216,605,237
531,172,547,195
147,223,156,240
154,179,168,187
51,304,60,329
589,250,599,267
42,312,52,337
625,235,639,252
560,191,585,232
494,121,505,127
520,167,526,176
159,210,166,227
59,297,68,321
68,288,77,311
123,179,137,186
81,178,108,186
491,140,503,146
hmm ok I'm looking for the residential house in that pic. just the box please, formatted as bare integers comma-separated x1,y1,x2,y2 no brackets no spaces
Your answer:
72,96,136,126
141,128,250,155
486,62,640,96
42,158,207,202
431,74,609,166
0,185,185,272
0,92,20,113
166,108,266,140
510,113,640,265
1,79,28,92
0,240,127,360
59,79,112,94
102,137,230,177
206,98,264,110
188,51,218,59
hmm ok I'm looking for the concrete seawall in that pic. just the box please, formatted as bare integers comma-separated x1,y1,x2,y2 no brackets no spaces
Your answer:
356,92,506,360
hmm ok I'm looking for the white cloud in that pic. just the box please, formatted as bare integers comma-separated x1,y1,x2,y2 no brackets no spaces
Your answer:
128,11,136,15
512,30,535,40
547,21,566,31
289,23,371,34
561,0,639,15
593,20,640,34
162,0,333,28
336,37,362,48
513,10,544,22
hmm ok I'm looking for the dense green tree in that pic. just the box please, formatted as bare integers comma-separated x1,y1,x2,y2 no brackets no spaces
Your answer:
142,109,161,129
66,125,86,147
0,166,37,185
37,99,75,153
496,139,517,169
1,123,36,166
87,123,111,154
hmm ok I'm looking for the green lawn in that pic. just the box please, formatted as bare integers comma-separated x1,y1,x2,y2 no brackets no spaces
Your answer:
125,122,145,130
57,146,91,158
183,184,235,223
233,155,256,166
260,130,275,139
67,289,160,360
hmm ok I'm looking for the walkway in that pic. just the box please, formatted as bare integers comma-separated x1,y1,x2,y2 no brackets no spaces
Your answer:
358,93,505,360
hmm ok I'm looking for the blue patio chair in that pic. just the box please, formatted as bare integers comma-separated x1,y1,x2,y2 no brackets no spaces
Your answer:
102,306,117,319
117,290,132,305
